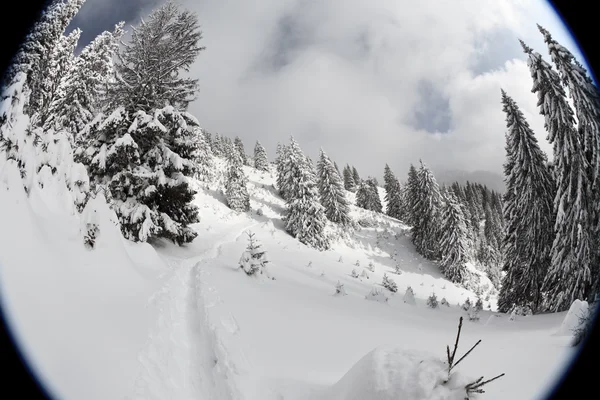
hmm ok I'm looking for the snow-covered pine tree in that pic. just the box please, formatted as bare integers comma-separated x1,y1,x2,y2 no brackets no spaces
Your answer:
497,90,555,313
366,177,382,212
253,140,269,172
343,164,356,192
190,124,214,182
317,148,351,224
46,22,124,138
76,3,205,245
427,293,439,308
352,166,361,185
404,164,419,226
105,1,205,113
211,132,224,157
412,160,443,260
222,136,236,160
334,161,341,176
276,143,290,200
537,26,600,302
438,190,469,284
234,136,248,165
382,273,398,292
384,164,402,219
283,137,329,250
4,0,85,116
239,231,269,276
225,148,250,212
523,39,594,311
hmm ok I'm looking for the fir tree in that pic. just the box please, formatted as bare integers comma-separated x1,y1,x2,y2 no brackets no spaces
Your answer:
225,149,250,212
283,137,330,250
46,22,124,137
253,140,269,172
234,136,248,165
382,273,398,292
427,293,439,308
439,191,469,284
412,161,443,259
384,164,402,219
317,149,351,225
497,90,555,313
343,164,356,192
356,178,382,212
523,39,593,311
275,142,290,200
106,1,205,113
239,231,269,276
404,164,419,226
537,26,600,302
211,132,224,157
352,166,360,185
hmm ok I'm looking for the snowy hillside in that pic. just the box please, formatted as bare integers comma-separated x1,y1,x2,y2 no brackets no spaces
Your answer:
1,157,576,400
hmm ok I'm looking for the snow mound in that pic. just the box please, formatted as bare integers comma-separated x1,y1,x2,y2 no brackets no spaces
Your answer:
322,346,473,400
555,299,589,336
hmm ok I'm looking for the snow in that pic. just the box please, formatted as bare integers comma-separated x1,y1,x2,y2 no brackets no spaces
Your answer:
0,157,577,400
555,299,589,336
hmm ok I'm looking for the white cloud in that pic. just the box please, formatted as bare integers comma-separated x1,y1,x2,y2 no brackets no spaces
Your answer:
173,0,578,181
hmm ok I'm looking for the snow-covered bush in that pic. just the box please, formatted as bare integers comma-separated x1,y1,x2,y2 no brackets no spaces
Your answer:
355,260,360,267
382,273,398,293
367,261,375,272
365,287,389,303
441,297,450,307
572,297,598,346
334,281,347,297
403,286,415,305
427,293,439,309
351,268,359,278
394,263,402,274
361,269,370,279
462,298,472,311
475,298,484,312
307,261,313,268
338,256,343,263
239,231,269,277
467,308,480,322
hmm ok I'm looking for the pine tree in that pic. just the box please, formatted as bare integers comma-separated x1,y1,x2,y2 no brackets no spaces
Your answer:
384,164,402,219
211,132,224,157
439,191,469,284
4,0,85,115
105,1,205,113
356,177,382,213
412,161,443,259
497,90,555,313
253,140,269,172
234,136,248,165
317,149,351,225
343,164,356,192
222,136,236,160
225,149,250,212
537,26,600,301
46,22,124,137
382,273,398,292
352,166,360,185
239,231,269,276
276,142,290,200
334,161,341,176
283,137,329,250
404,164,419,226
192,125,214,182
523,39,594,311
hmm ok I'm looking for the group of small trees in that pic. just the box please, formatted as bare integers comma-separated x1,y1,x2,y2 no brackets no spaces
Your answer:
498,26,600,313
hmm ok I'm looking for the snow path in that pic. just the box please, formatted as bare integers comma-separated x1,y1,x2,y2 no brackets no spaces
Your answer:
125,222,258,400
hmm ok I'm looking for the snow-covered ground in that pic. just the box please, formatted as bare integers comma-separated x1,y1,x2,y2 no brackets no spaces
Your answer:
0,158,576,400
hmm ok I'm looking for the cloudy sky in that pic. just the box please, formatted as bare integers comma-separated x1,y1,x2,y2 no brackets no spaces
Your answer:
70,0,586,187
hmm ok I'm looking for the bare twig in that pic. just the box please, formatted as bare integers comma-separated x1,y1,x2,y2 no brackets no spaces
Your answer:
465,373,506,395
451,339,482,372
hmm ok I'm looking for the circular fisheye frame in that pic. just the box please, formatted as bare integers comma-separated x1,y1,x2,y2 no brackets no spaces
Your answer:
0,1,598,400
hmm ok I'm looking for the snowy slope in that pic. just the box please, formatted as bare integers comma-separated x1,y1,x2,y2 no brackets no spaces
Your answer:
1,157,576,400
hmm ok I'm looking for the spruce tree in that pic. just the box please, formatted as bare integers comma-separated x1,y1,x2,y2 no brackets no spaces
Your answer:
384,164,402,219
276,142,291,200
211,132,224,157
412,161,443,260
253,140,269,172
225,149,250,212
343,164,356,192
523,39,594,311
317,149,351,225
46,22,124,137
352,166,360,185
404,164,419,226
537,26,600,301
105,1,205,113
234,136,248,165
439,191,469,284
497,90,555,313
284,138,329,250
356,177,382,213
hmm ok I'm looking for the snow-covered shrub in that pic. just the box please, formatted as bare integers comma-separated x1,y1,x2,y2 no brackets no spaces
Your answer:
367,261,375,272
239,231,269,277
365,287,389,303
307,261,313,268
394,263,402,274
462,298,472,311
403,286,415,305
556,299,589,337
467,308,480,322
256,208,264,216
572,297,598,346
351,268,359,278
427,293,439,309
441,297,450,307
357,216,376,228
355,260,360,267
475,298,484,312
508,308,517,321
338,256,343,263
361,269,370,279
334,281,347,297
382,273,398,293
